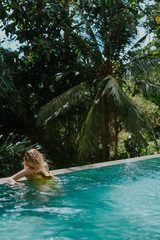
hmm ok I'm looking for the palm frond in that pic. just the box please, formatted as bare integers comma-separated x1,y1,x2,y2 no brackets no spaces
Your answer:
136,80,160,98
123,34,148,59
76,96,103,160
65,25,95,62
37,82,90,127
102,75,125,106
102,76,156,141
70,2,102,62
126,55,160,76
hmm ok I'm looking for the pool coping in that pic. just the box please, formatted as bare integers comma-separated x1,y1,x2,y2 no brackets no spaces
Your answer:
1,153,160,184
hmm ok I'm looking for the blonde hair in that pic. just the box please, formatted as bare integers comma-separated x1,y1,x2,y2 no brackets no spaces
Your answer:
23,149,45,169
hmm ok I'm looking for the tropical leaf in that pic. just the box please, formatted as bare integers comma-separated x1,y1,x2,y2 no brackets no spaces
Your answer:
101,76,156,144
76,96,103,160
37,82,90,127
101,76,125,105
136,80,160,98
126,54,160,76
64,25,96,64
123,34,148,58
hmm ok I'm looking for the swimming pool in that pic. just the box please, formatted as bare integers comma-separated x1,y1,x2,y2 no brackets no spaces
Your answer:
1,157,160,239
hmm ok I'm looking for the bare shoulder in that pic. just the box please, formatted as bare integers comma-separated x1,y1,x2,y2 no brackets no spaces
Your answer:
24,167,32,175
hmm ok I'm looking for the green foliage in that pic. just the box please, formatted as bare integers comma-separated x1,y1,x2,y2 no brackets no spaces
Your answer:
116,93,160,159
0,48,28,136
0,47,16,88
0,0,160,174
117,133,147,159
147,139,160,155
37,0,158,162
37,82,91,127
37,110,87,168
130,94,160,131
117,132,160,159
0,133,41,177
0,1,66,51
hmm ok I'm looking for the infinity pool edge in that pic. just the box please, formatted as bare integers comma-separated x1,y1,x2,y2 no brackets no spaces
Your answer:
1,154,160,184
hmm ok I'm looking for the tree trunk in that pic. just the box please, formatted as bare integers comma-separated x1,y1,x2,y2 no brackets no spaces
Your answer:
114,111,119,160
101,95,111,162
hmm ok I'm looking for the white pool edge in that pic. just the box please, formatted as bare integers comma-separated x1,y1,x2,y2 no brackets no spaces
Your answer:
50,153,160,175
1,154,160,184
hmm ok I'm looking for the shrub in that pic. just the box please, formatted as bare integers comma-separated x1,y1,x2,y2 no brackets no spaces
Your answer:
0,133,41,177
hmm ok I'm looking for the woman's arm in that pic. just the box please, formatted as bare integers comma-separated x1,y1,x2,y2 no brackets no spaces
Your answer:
44,163,59,180
50,174,59,180
8,168,30,184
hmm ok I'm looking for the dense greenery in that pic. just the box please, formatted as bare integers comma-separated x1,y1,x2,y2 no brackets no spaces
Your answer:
0,0,160,177
0,133,41,177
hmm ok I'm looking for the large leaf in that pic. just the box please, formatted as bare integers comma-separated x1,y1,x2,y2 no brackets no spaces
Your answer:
37,82,90,127
126,54,160,76
76,95,104,160
136,80,160,98
102,76,153,132
123,34,148,59
103,76,156,142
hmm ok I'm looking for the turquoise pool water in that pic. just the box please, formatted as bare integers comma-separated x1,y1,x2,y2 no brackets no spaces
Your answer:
1,158,160,239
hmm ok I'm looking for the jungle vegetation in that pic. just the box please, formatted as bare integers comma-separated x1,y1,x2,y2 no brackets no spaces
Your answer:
0,0,160,177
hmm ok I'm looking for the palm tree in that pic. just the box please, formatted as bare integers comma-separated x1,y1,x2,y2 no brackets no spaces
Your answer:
37,0,159,162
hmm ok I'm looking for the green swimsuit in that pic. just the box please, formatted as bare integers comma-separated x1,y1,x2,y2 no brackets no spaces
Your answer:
26,170,57,186
26,171,52,180
26,171,57,186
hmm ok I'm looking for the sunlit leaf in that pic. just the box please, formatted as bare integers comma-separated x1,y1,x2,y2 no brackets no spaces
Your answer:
155,15,160,24
37,82,90,127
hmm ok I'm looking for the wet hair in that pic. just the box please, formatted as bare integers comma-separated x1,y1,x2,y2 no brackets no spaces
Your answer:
23,149,45,169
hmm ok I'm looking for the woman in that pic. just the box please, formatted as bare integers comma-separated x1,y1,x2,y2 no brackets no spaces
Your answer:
8,149,59,184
